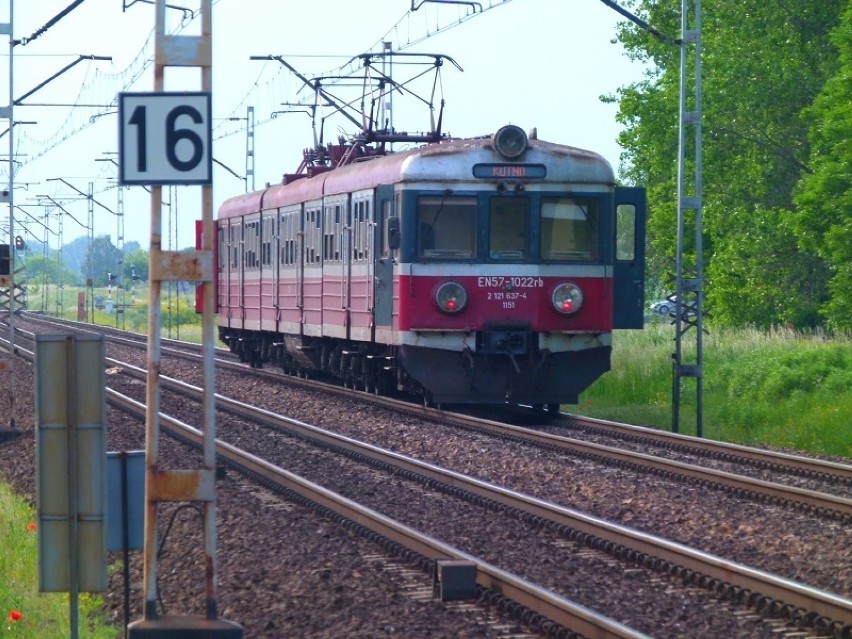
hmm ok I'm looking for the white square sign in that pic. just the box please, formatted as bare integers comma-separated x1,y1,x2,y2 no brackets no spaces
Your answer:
119,92,212,185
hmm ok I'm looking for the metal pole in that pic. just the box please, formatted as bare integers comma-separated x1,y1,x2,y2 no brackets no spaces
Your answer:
5,0,16,429
88,181,94,323
673,0,704,436
140,0,166,612
245,106,254,192
199,6,221,618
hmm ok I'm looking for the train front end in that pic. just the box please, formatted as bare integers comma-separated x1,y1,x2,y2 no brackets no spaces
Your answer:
394,126,645,408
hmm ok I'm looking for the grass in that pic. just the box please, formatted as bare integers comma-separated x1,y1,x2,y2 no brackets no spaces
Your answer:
573,321,852,459
0,484,117,639
25,284,200,341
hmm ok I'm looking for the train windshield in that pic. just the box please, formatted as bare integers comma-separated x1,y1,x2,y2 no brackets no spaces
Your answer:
540,198,599,261
489,197,529,260
417,196,477,259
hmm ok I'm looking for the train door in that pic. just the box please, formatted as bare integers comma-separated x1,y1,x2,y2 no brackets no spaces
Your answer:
613,186,646,329
373,185,395,340
229,220,243,326
341,198,352,339
302,202,323,337
321,196,348,339
243,214,262,330
277,205,301,334
349,192,373,342
259,211,276,331
272,208,281,328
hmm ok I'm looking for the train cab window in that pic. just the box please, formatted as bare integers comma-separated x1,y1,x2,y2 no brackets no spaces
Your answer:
417,196,477,259
489,197,528,260
616,204,636,261
540,198,599,261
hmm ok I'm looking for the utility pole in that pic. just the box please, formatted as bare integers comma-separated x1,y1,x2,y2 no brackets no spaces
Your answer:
672,0,704,436
245,106,255,192
0,0,18,436
598,0,704,436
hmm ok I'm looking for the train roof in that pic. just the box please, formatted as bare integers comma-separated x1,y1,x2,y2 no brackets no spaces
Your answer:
217,132,615,220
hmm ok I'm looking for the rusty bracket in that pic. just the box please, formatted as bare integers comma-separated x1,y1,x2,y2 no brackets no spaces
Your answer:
149,469,216,502
150,248,213,283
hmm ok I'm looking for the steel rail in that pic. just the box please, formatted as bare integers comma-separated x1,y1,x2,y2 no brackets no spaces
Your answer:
6,318,852,510
7,320,852,518
7,335,851,630
76,343,852,627
560,413,852,483
15,312,852,486
128,378,852,627
106,387,651,639
104,353,852,519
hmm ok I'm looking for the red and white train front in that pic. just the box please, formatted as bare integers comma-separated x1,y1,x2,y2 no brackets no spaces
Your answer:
214,125,645,408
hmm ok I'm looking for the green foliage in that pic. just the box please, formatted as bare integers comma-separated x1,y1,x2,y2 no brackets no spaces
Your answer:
578,325,851,458
83,236,123,287
24,254,78,287
123,248,149,285
793,2,852,329
716,343,851,401
0,484,117,638
612,0,847,327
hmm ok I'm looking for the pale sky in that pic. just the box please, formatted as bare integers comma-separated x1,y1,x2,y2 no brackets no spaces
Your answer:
3,0,649,249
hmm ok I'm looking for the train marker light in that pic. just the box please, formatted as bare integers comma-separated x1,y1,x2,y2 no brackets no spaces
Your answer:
435,281,468,314
551,282,583,315
493,124,528,159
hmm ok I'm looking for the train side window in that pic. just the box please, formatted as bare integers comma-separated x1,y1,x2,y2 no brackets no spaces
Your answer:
417,196,477,259
489,197,528,260
305,207,321,264
323,204,341,263
261,215,273,267
616,204,636,261
353,199,369,261
540,198,599,261
229,224,238,269
244,220,260,269
280,210,297,266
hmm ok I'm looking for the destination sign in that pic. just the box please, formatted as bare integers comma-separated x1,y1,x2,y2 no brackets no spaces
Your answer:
472,163,547,179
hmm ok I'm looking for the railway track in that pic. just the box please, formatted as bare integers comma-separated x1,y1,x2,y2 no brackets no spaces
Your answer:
107,365,852,635
13,313,852,520
5,316,852,637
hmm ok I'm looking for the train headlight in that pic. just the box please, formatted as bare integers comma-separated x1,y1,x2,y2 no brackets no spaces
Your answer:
493,124,528,159
435,281,468,314
551,282,583,315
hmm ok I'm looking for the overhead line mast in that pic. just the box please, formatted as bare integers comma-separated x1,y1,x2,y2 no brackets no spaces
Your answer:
598,0,704,436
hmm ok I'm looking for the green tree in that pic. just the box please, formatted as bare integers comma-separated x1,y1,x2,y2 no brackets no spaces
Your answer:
25,254,78,287
793,1,852,329
84,235,123,286
124,247,149,285
611,0,845,327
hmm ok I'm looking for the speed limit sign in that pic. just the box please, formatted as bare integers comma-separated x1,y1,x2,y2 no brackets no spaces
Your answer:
119,92,212,185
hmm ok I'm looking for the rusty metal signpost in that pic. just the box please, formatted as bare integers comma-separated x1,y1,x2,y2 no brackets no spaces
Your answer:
119,1,240,636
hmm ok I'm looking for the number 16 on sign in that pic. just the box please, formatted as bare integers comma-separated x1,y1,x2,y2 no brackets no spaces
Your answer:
119,92,212,186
